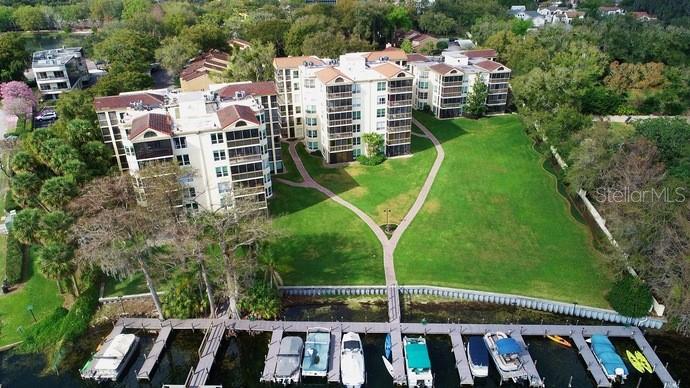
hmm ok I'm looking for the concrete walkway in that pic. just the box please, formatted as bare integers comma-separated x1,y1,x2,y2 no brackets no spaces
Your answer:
284,122,445,322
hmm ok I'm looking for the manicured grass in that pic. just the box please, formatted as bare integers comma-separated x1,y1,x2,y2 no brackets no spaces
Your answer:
298,135,436,225
103,273,148,297
275,142,303,183
0,248,63,347
395,112,612,307
269,182,384,285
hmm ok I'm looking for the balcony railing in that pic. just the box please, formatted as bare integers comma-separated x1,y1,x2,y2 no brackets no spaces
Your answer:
232,170,264,182
441,89,463,97
328,131,353,140
328,119,352,127
489,76,510,83
327,91,352,99
226,138,260,149
389,86,412,94
37,75,68,81
388,112,411,120
328,144,353,153
229,154,262,164
327,105,352,113
487,99,507,105
388,99,412,107
387,137,411,146
441,102,463,108
489,88,509,94
442,81,463,87
387,125,410,133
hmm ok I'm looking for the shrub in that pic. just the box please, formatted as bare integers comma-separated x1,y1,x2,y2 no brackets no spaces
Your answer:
162,271,209,318
239,280,280,320
4,190,19,212
4,232,24,283
356,154,386,166
607,275,653,317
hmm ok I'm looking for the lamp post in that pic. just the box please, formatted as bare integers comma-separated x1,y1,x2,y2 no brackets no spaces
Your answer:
384,209,391,233
27,304,36,323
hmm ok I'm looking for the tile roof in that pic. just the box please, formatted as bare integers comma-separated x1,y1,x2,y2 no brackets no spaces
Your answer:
462,49,497,59
406,53,429,62
315,67,352,84
475,60,506,72
429,63,456,74
93,93,165,111
217,104,259,128
217,81,277,99
372,63,409,78
365,47,407,62
273,56,324,69
180,49,229,82
129,113,172,140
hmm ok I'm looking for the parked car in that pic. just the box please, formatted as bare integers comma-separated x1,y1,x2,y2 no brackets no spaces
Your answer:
36,111,57,121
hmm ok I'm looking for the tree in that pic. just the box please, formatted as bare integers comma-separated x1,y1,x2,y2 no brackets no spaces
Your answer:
11,208,42,245
92,70,153,96
0,33,27,82
11,151,37,173
386,5,412,40
400,38,413,53
13,6,47,31
121,0,151,20
0,6,14,32
54,90,98,124
37,210,73,246
37,242,78,295
223,41,275,82
285,14,333,56
161,1,196,35
156,37,199,76
259,246,283,288
464,81,488,118
162,270,209,318
39,176,77,210
634,118,690,178
0,81,36,117
419,11,456,36
88,0,123,24
362,132,384,158
238,280,280,319
93,28,156,72
11,172,42,208
243,19,289,54
181,22,229,52
301,32,349,58
511,18,532,35
607,274,653,317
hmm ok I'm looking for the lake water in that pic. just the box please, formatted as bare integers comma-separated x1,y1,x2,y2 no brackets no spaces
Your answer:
0,298,687,387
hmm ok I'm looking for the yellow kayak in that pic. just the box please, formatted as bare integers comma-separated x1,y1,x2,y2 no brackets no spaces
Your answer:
626,350,646,373
635,350,653,373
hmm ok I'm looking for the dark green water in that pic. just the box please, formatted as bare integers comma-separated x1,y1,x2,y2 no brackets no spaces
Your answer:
0,298,687,387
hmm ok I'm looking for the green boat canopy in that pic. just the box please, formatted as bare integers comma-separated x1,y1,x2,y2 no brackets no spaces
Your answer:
405,341,431,370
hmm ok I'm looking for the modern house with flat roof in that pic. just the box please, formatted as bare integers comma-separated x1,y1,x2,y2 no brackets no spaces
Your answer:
93,82,284,211
32,47,90,99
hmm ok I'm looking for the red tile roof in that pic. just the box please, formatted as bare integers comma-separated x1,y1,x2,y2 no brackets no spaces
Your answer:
462,49,497,59
180,49,230,82
93,93,165,111
217,104,259,128
129,113,172,140
406,53,429,62
429,63,455,74
365,47,407,62
475,60,506,72
217,82,277,100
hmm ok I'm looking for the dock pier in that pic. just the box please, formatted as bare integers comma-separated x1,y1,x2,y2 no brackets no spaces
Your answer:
259,329,284,383
136,325,173,380
510,332,544,387
104,317,678,388
327,329,342,383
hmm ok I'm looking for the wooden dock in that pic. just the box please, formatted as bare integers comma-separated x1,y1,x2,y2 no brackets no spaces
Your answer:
327,329,342,383
259,329,284,382
106,318,678,388
449,330,474,386
571,332,612,388
510,332,544,387
137,325,172,380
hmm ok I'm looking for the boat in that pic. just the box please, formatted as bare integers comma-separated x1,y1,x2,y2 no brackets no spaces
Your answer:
467,336,489,378
301,327,331,377
587,335,628,382
635,350,653,373
80,334,139,382
341,332,365,388
546,335,572,348
483,332,527,383
384,333,392,360
381,356,394,377
403,336,433,387
274,336,304,385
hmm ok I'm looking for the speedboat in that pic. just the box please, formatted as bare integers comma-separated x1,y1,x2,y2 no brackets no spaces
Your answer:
275,336,304,385
301,327,331,377
341,332,365,388
80,334,139,381
467,336,489,378
403,336,433,387
483,332,528,383
588,335,628,382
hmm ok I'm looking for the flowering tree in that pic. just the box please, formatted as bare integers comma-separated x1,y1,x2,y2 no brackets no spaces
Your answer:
0,81,37,117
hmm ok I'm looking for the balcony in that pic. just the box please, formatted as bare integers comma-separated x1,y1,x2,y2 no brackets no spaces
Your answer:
233,185,266,197
440,102,463,108
329,144,353,152
327,105,352,113
441,88,463,97
229,154,262,164
487,99,507,106
442,80,463,87
327,91,352,99
328,118,352,127
388,112,411,120
328,131,353,140
387,125,410,133
489,76,511,83
388,99,412,107
389,86,412,94
387,137,411,146
226,138,260,149
489,87,509,94
232,170,264,182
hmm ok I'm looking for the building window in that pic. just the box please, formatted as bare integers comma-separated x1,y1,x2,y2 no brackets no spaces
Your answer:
54,70,64,78
376,108,386,118
292,70,299,78
307,141,318,151
377,96,386,105
173,137,187,149
293,82,300,90
295,106,301,114
377,82,386,91
177,154,191,166
352,124,361,133
215,166,229,177
57,82,67,89
353,137,361,146
210,133,223,144
352,84,361,94
184,187,196,198
418,81,429,89
213,150,226,161
377,121,386,130
353,149,362,157
306,117,317,126
305,79,315,88
353,111,361,120
306,105,316,113
218,182,231,194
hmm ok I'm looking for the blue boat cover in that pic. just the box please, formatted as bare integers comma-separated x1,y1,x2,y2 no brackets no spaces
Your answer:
590,335,629,376
468,336,489,366
405,340,431,370
384,334,392,360
496,338,522,355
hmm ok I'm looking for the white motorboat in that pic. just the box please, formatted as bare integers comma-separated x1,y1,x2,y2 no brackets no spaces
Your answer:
403,336,433,387
483,332,528,383
80,334,140,381
467,336,489,378
275,336,304,385
340,332,365,388
301,327,331,377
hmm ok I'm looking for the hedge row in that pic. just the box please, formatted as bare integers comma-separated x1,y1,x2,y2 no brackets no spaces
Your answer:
5,231,23,283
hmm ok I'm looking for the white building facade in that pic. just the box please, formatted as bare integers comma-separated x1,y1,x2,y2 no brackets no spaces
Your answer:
32,47,90,99
94,82,283,212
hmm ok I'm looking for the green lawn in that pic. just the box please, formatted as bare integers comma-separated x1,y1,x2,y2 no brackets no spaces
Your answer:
269,181,384,285
103,273,148,297
298,135,436,225
395,112,612,307
0,248,63,347
274,142,303,183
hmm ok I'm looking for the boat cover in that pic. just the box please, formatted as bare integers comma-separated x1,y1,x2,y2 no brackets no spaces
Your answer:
405,340,431,370
590,335,628,376
93,334,136,372
302,331,330,373
468,336,489,366
275,337,303,377
496,338,521,355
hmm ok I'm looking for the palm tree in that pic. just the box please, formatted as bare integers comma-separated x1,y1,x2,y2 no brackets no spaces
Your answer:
37,243,77,295
260,247,283,289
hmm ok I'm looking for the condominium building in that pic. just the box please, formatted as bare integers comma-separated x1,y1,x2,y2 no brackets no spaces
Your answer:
179,49,230,92
407,48,511,119
93,82,283,211
32,47,90,99
273,47,413,163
